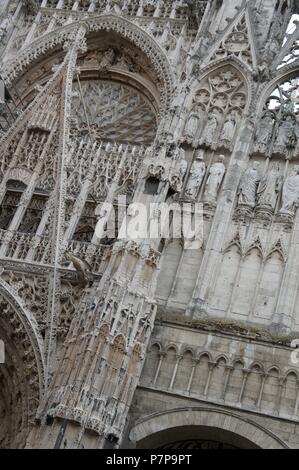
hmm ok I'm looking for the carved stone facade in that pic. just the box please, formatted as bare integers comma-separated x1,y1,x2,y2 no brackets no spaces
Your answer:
2,0,299,450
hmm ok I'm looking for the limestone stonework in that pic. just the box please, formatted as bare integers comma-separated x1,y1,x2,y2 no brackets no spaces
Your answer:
1,0,299,450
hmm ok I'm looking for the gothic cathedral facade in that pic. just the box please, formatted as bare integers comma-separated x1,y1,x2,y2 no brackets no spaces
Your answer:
1,0,299,449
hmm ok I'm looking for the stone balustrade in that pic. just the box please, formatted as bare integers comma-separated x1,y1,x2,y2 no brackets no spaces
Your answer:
0,228,111,273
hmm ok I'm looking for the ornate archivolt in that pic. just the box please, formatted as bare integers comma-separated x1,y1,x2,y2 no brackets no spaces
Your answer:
1,15,175,112
0,278,45,385
0,279,45,448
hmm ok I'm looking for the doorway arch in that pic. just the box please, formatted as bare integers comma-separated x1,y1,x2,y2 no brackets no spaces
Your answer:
129,407,289,449
0,279,45,448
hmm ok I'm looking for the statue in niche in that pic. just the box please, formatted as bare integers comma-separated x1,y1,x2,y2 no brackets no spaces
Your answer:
254,61,271,82
185,150,206,200
155,142,167,161
166,141,177,159
204,155,226,203
255,112,275,147
169,82,190,137
238,162,260,208
172,82,189,113
98,48,116,70
186,51,200,77
257,163,282,210
179,158,188,190
275,115,297,150
264,37,280,63
280,166,299,213
204,112,218,144
183,106,201,142
220,112,237,142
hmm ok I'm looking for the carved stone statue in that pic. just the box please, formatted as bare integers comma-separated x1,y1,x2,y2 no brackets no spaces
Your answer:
183,107,201,142
204,155,226,203
65,252,93,284
238,162,260,208
255,61,271,82
255,113,275,147
172,83,189,112
220,112,236,142
257,163,282,210
180,153,188,180
168,148,188,193
98,48,116,70
275,116,296,150
185,150,206,200
204,112,218,144
264,38,280,63
281,166,299,213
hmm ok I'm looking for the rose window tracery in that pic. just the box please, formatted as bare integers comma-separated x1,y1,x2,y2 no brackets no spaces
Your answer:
72,80,157,145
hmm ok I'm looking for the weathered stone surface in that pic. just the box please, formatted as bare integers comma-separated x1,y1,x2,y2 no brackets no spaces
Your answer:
1,0,299,450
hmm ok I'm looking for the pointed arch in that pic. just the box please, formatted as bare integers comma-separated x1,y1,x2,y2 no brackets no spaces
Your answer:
266,239,287,262
188,60,251,152
1,15,175,112
244,237,264,259
198,351,212,362
249,361,265,373
193,57,253,110
256,64,299,116
0,277,45,391
0,277,45,447
223,232,243,255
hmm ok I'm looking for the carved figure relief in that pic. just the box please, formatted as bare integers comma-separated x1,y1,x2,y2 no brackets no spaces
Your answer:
183,106,201,144
185,150,206,200
257,163,282,210
238,162,260,208
280,166,299,214
204,155,226,204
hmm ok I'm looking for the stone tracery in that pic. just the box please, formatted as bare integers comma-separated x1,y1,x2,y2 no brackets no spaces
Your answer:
72,79,157,144
182,65,247,149
2,0,299,451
